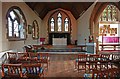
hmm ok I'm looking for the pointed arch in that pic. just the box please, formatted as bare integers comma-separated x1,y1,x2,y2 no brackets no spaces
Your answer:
90,2,120,36
6,6,27,41
90,2,120,53
48,10,72,45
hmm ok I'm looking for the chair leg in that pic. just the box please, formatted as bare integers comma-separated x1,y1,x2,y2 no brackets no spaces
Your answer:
75,61,78,69
78,63,79,72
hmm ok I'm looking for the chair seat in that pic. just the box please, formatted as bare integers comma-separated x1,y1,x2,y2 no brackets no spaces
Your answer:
76,59,86,63
3,68,8,76
84,73,92,79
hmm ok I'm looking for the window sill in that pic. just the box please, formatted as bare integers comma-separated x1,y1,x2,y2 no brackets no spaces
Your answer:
8,38,26,41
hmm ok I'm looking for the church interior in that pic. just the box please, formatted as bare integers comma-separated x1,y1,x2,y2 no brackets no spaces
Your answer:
0,1,120,79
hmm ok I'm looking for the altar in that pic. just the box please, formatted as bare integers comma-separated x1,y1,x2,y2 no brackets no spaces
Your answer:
52,38,67,45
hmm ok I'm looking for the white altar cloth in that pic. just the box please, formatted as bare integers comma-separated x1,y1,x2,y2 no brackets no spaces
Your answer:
52,38,67,45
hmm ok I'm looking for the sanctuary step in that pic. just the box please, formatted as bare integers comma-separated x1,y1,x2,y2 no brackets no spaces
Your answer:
51,45,68,49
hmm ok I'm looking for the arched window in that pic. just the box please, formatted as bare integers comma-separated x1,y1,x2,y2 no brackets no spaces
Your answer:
99,4,119,43
100,5,118,22
64,18,69,32
6,6,27,41
50,17,55,32
49,11,71,33
57,13,62,31
32,20,39,39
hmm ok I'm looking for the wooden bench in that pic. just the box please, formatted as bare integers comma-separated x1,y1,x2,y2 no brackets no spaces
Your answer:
1,64,24,78
22,63,44,78
8,52,28,64
19,52,50,69
1,63,44,79
76,54,87,72
92,68,120,79
7,52,18,64
99,44,120,51
75,54,119,72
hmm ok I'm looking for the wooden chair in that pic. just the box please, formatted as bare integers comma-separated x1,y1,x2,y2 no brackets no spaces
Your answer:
7,52,17,64
27,52,50,68
23,63,44,78
92,68,120,79
1,64,24,79
88,54,100,72
111,54,120,68
100,54,111,70
77,54,87,72
17,52,28,64
24,45,33,52
38,53,50,69
28,52,38,58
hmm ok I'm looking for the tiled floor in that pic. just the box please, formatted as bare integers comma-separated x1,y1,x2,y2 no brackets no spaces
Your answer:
44,54,85,78
0,54,85,78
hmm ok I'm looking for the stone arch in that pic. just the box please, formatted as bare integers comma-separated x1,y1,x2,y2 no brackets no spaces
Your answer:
89,2,120,53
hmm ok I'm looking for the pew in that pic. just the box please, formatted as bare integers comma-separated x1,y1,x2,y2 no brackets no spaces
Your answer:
1,63,44,79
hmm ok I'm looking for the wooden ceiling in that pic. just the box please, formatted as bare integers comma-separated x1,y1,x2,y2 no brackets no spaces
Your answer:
26,2,93,20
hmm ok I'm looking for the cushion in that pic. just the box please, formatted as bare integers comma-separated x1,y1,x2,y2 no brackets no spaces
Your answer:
28,67,43,74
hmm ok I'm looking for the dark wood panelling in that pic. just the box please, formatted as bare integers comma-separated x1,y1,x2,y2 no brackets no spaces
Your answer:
26,2,93,20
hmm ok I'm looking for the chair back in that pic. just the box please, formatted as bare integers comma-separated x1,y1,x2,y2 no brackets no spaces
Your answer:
28,52,38,58
78,54,87,62
92,68,119,79
100,54,110,61
112,54,120,61
89,54,99,62
23,63,43,78
7,52,17,63
1,64,23,78
17,52,28,59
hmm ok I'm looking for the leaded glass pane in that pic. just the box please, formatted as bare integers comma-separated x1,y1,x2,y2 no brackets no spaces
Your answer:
8,17,12,37
14,20,19,37
102,9,107,21
10,11,16,20
100,4,118,22
19,24,24,38
65,18,69,31
112,6,117,21
57,13,62,31
107,5,112,21
50,18,54,31
14,9,25,23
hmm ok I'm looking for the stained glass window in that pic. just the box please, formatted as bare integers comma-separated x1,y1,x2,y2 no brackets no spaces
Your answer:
6,6,27,40
64,18,69,31
49,11,70,33
50,17,55,32
32,20,39,39
57,13,62,31
100,5,118,22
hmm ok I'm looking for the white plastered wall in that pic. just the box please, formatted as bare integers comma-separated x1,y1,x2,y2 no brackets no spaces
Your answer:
77,2,96,45
0,1,2,51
